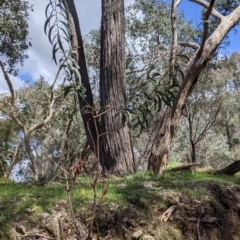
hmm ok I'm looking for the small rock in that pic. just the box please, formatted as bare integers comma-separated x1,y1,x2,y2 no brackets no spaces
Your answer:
139,220,147,226
39,212,61,240
142,234,155,240
143,181,153,188
9,228,18,240
14,223,26,234
91,235,98,240
128,218,136,227
132,229,143,239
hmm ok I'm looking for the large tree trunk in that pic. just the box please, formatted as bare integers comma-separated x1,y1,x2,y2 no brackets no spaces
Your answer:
99,0,135,175
147,109,171,175
148,4,240,175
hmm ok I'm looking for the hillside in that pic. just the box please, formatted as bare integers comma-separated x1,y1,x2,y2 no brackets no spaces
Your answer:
1,171,240,240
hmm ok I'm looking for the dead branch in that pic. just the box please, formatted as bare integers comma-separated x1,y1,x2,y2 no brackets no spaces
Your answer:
187,216,219,223
160,205,177,222
186,217,220,223
19,233,55,239
168,163,199,172
213,160,240,175
197,206,204,240
197,0,216,57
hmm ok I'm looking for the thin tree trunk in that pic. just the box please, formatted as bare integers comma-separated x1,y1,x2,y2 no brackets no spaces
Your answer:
190,141,196,163
66,0,98,152
99,0,135,175
24,133,39,181
6,140,22,178
225,122,234,150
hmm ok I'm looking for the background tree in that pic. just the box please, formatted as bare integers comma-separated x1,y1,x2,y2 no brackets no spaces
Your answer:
0,64,58,181
0,0,32,75
0,118,21,177
147,0,240,175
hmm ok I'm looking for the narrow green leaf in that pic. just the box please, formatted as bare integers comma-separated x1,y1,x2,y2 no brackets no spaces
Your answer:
48,24,56,44
63,85,73,98
52,42,59,65
71,66,81,83
45,2,54,18
44,12,55,35
57,34,64,52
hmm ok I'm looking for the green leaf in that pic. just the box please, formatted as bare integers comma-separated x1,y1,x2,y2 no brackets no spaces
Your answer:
71,66,81,83
48,24,56,44
142,92,152,101
152,72,160,78
45,2,54,18
57,34,64,52
63,85,73,98
157,95,162,111
52,42,59,65
60,27,70,40
44,12,55,35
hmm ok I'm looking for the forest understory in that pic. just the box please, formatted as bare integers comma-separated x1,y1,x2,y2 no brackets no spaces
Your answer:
1,170,240,240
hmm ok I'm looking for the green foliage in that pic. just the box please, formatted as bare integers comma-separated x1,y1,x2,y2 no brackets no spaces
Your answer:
0,75,86,180
233,138,240,145
44,0,85,98
0,0,32,75
0,181,66,239
1,171,240,238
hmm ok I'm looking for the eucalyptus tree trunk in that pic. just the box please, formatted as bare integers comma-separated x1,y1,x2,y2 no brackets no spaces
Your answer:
148,3,240,175
66,0,98,152
99,0,135,175
65,0,135,174
24,133,39,181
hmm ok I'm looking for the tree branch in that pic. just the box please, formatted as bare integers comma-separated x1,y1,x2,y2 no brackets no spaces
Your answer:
197,0,216,58
179,41,200,50
28,97,55,132
189,0,224,21
169,0,182,75
0,61,15,109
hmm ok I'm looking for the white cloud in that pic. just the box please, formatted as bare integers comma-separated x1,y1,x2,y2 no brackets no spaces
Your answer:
0,0,134,92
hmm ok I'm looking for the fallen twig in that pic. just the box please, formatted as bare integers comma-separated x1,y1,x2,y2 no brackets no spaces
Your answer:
187,216,219,223
18,233,55,239
167,163,199,172
160,205,177,222
197,206,204,240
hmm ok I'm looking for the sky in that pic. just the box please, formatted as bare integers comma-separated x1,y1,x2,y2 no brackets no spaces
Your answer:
0,0,239,93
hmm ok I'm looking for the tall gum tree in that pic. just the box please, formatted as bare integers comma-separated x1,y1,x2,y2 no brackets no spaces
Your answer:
99,0,135,174
64,0,135,174
148,0,240,175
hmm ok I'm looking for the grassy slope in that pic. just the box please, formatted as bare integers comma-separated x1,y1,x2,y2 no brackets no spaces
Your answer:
1,170,240,239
